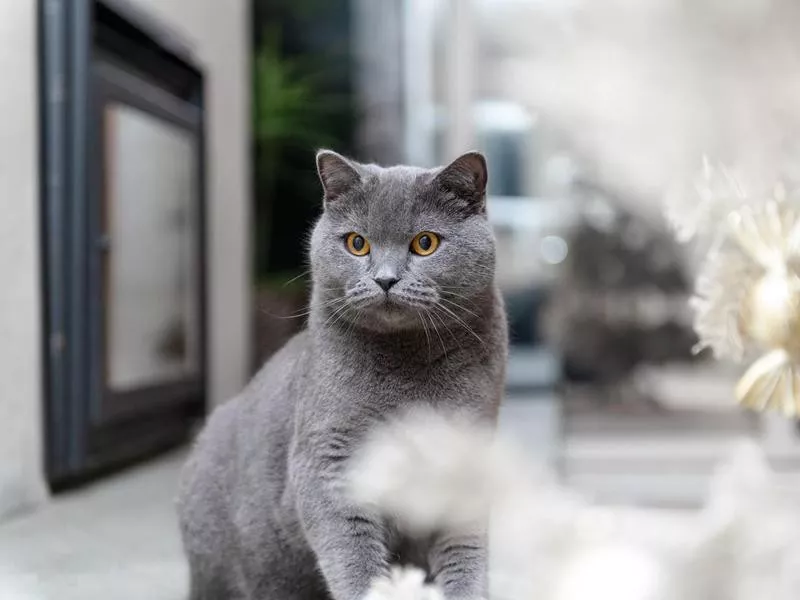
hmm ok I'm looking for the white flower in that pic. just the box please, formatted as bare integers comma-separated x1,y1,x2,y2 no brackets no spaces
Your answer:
665,157,751,244
363,568,444,600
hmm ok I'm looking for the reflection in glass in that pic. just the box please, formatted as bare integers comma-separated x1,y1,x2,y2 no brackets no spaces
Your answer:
104,104,199,391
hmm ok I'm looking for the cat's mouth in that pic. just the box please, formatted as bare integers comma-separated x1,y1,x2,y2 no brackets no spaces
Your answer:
343,286,438,331
358,292,423,322
370,302,418,330
369,293,408,314
382,294,404,307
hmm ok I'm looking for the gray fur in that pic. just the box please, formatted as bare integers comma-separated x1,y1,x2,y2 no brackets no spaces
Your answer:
178,150,508,600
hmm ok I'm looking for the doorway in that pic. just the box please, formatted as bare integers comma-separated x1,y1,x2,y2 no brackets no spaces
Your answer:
39,0,207,484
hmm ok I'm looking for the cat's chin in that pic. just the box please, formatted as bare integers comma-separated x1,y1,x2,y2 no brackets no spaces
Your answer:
352,299,430,333
361,312,422,333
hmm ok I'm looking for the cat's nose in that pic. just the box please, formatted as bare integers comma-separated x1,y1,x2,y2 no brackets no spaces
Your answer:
374,276,399,292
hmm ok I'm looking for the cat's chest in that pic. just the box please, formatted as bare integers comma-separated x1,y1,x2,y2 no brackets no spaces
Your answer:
309,347,482,408
331,355,453,392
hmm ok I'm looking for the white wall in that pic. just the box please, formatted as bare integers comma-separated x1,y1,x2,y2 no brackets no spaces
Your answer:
0,0,250,521
130,0,252,407
0,2,48,518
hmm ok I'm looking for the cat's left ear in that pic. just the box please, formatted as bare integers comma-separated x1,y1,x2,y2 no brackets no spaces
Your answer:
316,150,361,205
434,152,488,214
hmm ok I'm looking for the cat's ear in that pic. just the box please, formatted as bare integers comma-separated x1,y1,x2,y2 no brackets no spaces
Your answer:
434,152,488,213
316,150,361,204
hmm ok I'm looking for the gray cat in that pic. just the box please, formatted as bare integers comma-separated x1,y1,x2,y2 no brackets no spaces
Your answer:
177,150,508,600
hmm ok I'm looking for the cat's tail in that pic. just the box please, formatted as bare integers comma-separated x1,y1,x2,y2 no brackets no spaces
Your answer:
362,567,444,600
347,408,504,600
347,407,579,600
347,406,568,535
349,408,498,535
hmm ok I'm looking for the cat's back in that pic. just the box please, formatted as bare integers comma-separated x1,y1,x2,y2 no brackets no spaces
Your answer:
243,328,312,415
177,330,312,589
190,328,310,456
178,330,311,524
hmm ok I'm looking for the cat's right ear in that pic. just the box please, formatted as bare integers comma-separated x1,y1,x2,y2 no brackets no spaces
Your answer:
316,150,361,205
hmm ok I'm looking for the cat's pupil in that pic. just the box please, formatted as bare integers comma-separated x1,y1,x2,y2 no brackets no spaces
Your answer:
418,235,431,250
352,236,365,251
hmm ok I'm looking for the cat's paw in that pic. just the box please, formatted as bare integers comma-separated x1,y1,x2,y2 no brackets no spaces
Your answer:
363,567,444,600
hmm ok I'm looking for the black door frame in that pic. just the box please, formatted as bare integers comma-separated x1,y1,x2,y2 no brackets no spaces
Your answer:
39,0,208,485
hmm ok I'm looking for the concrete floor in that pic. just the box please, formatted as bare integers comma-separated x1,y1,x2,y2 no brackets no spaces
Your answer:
0,393,561,600
0,450,189,600
0,350,766,599
0,350,792,598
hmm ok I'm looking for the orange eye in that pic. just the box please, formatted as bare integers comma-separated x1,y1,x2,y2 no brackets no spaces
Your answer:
345,232,370,256
410,232,440,256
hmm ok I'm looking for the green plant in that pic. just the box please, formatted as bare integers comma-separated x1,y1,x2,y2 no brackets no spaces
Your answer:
253,24,356,273
251,0,357,276
253,31,326,277
253,34,335,151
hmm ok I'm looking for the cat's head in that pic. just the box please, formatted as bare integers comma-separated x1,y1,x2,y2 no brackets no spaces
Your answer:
309,150,495,333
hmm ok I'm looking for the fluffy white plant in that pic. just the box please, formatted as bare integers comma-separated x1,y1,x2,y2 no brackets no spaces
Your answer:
363,567,444,600
697,441,800,600
349,408,800,600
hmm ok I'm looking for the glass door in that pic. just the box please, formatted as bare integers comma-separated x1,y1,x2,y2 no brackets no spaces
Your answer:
95,90,203,423
85,59,207,463
40,0,207,483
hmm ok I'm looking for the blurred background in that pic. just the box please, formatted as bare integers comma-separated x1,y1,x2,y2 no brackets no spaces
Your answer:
3,0,800,597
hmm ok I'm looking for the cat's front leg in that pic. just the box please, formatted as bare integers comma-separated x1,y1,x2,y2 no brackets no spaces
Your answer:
294,462,390,599
427,531,488,600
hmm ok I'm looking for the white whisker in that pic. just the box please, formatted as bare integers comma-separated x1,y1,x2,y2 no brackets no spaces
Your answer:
425,310,448,361
417,311,432,362
439,297,482,320
435,302,485,347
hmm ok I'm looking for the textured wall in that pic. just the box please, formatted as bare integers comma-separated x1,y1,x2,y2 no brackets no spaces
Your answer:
131,0,252,407
0,1,48,519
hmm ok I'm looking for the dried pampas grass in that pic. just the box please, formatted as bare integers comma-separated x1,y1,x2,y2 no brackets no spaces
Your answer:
363,567,444,600
349,409,800,600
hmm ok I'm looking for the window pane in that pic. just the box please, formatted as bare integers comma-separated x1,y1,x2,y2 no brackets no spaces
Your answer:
104,104,200,391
